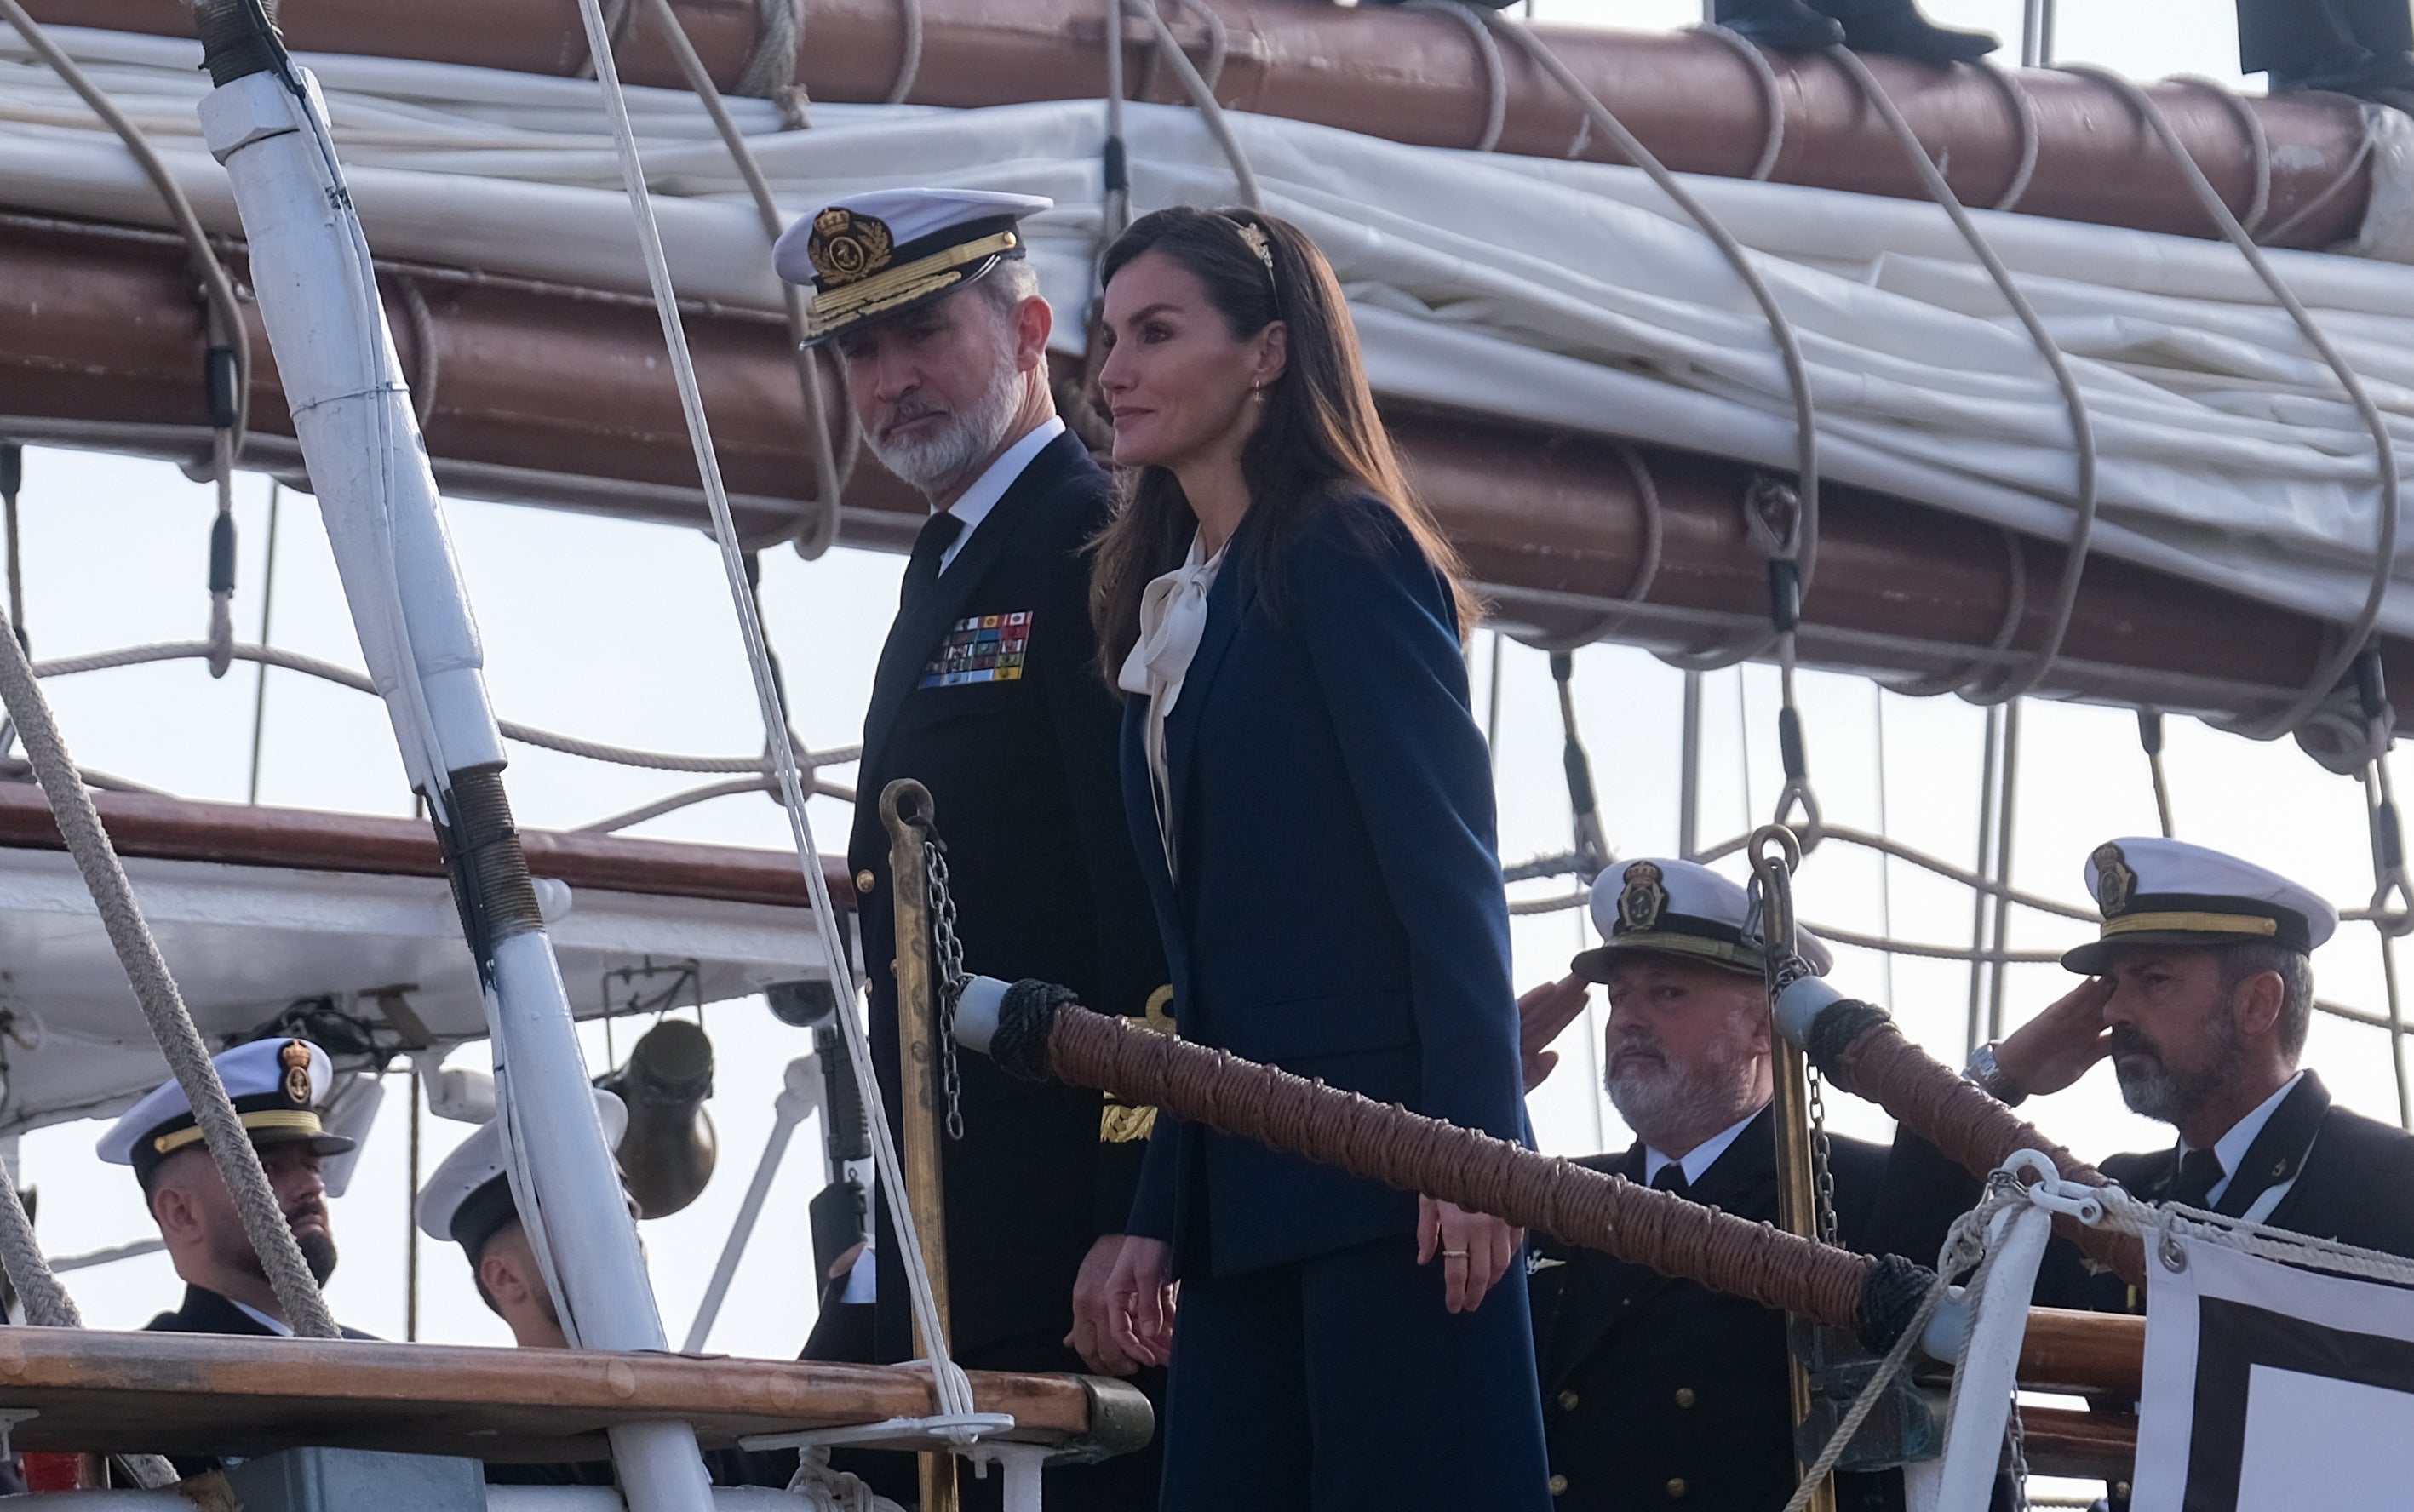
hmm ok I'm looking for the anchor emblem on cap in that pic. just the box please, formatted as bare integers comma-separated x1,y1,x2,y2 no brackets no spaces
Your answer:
807,208,894,289
2092,842,2137,917
279,1040,313,1106
1616,861,1668,934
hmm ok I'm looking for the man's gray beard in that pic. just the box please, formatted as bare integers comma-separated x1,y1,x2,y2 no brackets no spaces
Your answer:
1604,1035,1759,1151
864,348,1024,497
2114,1004,2246,1126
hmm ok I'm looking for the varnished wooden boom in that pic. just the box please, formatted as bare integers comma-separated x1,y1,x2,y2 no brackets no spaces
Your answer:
0,1329,1104,1463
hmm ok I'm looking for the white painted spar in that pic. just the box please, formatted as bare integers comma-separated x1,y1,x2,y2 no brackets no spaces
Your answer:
198,60,712,1512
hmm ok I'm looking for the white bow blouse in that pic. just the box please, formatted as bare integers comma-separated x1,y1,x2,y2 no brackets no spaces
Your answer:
1117,531,1228,880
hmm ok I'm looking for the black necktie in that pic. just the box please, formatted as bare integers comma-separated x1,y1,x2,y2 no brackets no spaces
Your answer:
902,511,966,605
1651,1164,1692,1199
2170,1148,2224,1209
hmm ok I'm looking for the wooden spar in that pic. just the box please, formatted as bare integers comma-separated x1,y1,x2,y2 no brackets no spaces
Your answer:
878,780,958,1512
24,0,2374,248
2016,1308,2144,1398
0,1326,1133,1463
0,777,852,912
2015,1406,2136,1484
5,213,2406,731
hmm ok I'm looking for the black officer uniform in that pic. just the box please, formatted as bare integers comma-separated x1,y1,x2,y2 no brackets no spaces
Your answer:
1538,858,1907,1512
1530,1112,1903,1512
2236,0,2413,90
775,189,1170,1510
1866,837,2414,1511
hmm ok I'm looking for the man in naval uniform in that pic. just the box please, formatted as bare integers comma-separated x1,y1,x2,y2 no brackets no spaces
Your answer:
1523,859,1902,1512
1867,836,2414,1509
772,188,1169,1509
416,1092,796,1491
101,1037,372,1340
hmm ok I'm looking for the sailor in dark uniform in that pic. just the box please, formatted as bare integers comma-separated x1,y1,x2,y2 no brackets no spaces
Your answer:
1867,837,2414,1509
773,188,1170,1510
2234,0,2414,106
415,1091,796,1490
1526,859,1902,1512
100,1037,373,1341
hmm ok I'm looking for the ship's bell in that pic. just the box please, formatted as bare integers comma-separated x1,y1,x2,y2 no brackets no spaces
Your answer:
599,1017,718,1218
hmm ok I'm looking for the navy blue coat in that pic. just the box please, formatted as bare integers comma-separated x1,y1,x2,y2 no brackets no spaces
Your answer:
1121,495,1527,1276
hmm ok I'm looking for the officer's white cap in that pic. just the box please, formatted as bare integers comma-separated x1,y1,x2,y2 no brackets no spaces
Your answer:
1574,857,1832,981
2065,837,2336,973
774,188,1052,343
415,1090,628,1257
98,1038,352,1183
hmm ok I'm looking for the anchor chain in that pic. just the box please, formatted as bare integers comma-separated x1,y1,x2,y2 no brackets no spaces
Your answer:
921,836,967,1140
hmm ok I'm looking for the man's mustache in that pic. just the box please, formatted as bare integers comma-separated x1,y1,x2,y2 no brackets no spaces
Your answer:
876,397,949,437
2108,1023,2159,1063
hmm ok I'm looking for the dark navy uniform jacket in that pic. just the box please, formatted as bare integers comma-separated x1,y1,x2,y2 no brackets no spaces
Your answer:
845,429,1169,1363
1121,495,1528,1274
1866,1071,2414,1511
1529,1108,1904,1512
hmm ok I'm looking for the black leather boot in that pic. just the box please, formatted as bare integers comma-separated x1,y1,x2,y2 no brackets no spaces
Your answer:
1714,0,1846,53
1819,0,1998,64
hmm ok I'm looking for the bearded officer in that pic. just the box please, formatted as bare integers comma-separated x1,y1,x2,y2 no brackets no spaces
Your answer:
1522,860,1902,1512
1866,837,2414,1510
100,1038,370,1339
773,189,1168,1509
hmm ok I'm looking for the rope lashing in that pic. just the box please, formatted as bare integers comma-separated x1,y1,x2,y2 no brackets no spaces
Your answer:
1827,45,2099,708
637,0,849,560
1792,996,2145,1288
980,982,1927,1348
0,598,342,1338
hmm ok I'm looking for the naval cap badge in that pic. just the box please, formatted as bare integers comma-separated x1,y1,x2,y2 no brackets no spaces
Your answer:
806,207,895,289
1616,861,1667,934
279,1040,313,1106
2092,842,2137,917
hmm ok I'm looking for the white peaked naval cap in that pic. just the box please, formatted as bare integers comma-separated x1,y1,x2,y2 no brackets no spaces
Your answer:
98,1037,353,1183
1574,857,1832,981
2064,836,2337,973
415,1089,629,1257
774,188,1052,345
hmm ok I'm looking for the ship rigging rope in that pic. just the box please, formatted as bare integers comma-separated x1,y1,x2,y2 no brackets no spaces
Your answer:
0,0,249,461
1828,46,2099,707
26,639,862,778
0,602,343,1339
1685,25,1785,182
638,0,852,560
1126,0,1259,209
567,0,973,1428
1476,6,1821,671
2061,65,2402,747
1401,0,1506,155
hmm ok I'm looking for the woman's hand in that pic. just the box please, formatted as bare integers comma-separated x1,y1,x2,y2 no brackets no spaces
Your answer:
1417,1196,1522,1314
1067,1233,1144,1376
1994,976,2118,1097
1517,974,1591,1092
1102,1235,1178,1369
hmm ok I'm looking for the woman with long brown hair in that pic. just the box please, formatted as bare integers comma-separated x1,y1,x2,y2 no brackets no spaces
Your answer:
1084,205,1550,1509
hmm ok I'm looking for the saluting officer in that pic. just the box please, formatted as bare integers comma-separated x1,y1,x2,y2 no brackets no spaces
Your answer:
1525,860,1902,1512
772,189,1169,1509
101,1037,372,1340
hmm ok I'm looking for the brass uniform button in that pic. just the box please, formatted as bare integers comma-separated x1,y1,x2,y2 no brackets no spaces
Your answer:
1547,1475,1568,1498
1665,1478,1688,1499
1557,1389,1580,1412
854,869,875,895
1673,1387,1696,1409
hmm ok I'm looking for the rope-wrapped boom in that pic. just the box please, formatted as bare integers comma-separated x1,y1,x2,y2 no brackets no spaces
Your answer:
987,984,1917,1341
1801,1000,2147,1287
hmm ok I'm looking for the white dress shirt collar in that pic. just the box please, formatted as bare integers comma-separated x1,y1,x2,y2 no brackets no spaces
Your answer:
2187,1069,2306,1209
937,415,1065,575
231,1297,295,1337
1643,1103,1764,1190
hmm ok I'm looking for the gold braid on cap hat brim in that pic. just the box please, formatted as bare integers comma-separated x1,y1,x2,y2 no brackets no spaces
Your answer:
808,230,1020,337
152,1108,325,1156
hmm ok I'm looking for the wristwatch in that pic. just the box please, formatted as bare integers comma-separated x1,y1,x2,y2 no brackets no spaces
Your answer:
1964,1040,2029,1107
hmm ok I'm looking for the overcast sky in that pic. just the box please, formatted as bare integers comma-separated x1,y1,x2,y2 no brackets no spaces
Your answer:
8,0,2397,1407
